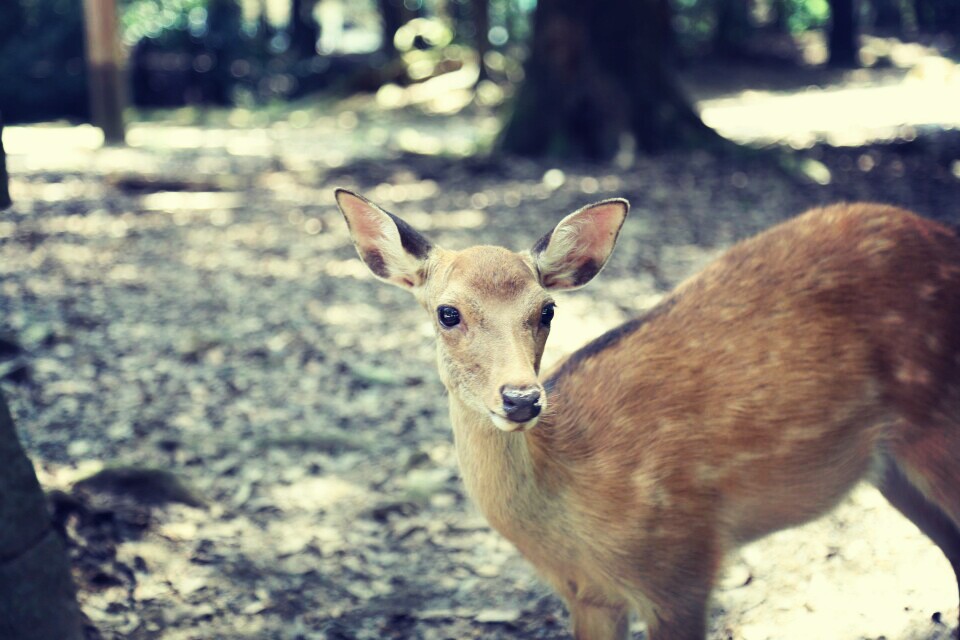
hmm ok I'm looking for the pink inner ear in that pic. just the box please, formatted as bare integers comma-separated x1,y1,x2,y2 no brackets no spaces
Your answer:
339,196,388,245
577,203,623,258
539,200,626,290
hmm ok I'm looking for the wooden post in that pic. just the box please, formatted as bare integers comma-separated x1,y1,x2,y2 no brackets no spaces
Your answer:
82,0,126,144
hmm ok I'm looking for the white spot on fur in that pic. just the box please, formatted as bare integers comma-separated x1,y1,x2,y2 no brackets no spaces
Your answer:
895,362,931,386
882,312,904,325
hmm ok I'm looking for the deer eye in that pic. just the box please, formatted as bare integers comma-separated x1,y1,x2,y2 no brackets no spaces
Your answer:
540,303,555,326
437,305,461,328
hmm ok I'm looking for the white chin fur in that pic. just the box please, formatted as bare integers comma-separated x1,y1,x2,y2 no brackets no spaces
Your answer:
489,412,537,433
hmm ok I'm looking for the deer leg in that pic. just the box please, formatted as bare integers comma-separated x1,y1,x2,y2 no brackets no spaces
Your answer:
645,599,709,640
569,598,630,640
878,451,960,633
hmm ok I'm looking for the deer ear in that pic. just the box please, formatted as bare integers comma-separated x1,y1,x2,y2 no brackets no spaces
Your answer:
531,198,629,290
335,189,434,289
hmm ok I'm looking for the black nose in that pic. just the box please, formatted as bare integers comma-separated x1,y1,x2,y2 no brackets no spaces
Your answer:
501,386,542,423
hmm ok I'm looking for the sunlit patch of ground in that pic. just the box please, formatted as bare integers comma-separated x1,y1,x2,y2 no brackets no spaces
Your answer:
690,35,960,148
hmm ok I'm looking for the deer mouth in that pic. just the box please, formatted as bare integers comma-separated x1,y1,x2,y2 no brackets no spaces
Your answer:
488,410,540,433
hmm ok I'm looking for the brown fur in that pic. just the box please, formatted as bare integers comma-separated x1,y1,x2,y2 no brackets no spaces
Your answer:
337,192,960,640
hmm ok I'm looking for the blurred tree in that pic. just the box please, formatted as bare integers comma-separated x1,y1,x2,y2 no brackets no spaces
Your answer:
203,0,247,104
82,0,126,143
377,0,427,57
289,0,320,58
0,391,85,639
378,0,405,55
713,0,752,57
771,0,791,33
472,0,491,81
827,0,859,66
499,0,721,159
0,116,9,210
871,0,905,33
913,0,960,34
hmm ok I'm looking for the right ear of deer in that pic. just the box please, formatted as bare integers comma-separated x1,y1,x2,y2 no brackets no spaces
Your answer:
335,189,434,289
532,198,629,291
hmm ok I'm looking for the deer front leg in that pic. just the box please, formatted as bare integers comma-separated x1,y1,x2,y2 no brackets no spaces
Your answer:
643,582,711,640
646,607,707,640
569,598,629,640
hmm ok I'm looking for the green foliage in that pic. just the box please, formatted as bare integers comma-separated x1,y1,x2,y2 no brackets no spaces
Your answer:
120,0,210,44
782,0,830,32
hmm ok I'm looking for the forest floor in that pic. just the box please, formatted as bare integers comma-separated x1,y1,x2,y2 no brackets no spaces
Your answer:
3,52,960,640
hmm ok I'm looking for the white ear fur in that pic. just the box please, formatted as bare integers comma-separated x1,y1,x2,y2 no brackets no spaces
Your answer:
335,189,433,289
532,198,629,290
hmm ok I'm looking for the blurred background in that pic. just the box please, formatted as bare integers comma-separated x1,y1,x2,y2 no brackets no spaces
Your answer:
2,0,960,152
2,1,960,639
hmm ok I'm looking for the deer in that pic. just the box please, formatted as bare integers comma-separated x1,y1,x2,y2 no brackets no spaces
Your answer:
334,188,960,640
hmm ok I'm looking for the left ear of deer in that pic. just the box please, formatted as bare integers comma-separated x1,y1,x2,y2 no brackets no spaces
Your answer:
335,189,434,289
531,198,629,290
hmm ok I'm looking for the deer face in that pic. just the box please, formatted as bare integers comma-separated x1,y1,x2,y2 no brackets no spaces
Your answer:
335,189,628,432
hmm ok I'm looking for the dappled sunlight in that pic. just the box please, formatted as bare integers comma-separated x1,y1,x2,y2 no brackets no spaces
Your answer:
7,50,956,179
140,191,245,211
701,73,960,146
377,61,483,115
5,14,960,636
267,475,370,512
698,44,960,147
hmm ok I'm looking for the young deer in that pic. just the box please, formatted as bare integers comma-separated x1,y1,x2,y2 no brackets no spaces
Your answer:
334,189,960,640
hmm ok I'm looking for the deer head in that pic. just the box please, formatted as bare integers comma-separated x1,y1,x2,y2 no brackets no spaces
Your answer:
335,189,628,432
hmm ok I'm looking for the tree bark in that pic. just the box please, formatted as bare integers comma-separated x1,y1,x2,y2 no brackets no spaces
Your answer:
871,0,903,33
289,0,319,58
913,0,960,34
0,115,10,211
0,392,85,640
771,0,791,33
378,0,404,56
471,0,490,82
82,0,126,144
713,0,753,57
498,0,722,160
827,0,859,67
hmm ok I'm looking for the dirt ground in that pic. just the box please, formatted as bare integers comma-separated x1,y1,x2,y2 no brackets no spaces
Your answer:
3,63,960,639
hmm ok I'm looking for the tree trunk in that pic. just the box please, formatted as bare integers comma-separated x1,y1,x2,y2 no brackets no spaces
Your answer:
471,0,490,82
82,0,126,144
378,0,404,55
289,0,319,58
771,0,791,33
0,115,10,211
827,0,859,67
498,0,722,160
0,391,85,640
871,0,903,33
913,0,960,34
713,0,753,57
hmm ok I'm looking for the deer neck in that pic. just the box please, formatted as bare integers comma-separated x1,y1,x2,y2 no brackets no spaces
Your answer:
447,397,564,546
